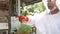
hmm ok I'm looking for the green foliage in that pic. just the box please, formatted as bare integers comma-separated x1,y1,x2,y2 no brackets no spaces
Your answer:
27,7,34,13
20,2,46,15
17,24,32,33
22,9,30,16
33,2,46,12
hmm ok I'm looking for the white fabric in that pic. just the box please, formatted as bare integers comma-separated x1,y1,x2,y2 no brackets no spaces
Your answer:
23,0,60,34
56,0,60,10
28,0,60,34
11,17,21,32
28,11,60,34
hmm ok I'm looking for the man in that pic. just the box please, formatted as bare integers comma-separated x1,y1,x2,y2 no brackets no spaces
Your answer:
47,0,59,14
29,0,60,34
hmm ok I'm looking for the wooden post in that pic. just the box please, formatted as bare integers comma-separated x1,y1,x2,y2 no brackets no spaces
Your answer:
9,0,11,34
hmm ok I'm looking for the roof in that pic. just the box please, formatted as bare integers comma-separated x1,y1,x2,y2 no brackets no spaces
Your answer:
21,0,42,6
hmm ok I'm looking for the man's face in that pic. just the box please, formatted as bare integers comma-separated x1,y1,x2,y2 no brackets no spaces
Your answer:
47,0,56,10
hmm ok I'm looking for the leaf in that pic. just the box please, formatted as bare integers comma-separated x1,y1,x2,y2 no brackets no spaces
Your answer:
17,24,32,33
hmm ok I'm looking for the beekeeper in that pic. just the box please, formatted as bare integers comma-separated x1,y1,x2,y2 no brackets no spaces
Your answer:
28,0,60,34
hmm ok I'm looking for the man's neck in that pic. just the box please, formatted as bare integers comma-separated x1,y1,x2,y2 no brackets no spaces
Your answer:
50,7,59,14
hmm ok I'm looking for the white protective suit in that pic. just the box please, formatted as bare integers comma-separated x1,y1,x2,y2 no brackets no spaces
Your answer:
28,0,60,34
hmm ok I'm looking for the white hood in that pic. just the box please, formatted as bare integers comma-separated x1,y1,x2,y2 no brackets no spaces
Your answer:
56,0,60,10
42,0,50,13
42,0,60,13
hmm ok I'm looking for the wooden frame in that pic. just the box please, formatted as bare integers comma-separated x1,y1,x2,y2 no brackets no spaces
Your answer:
0,0,9,10
0,0,11,34
10,0,18,16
